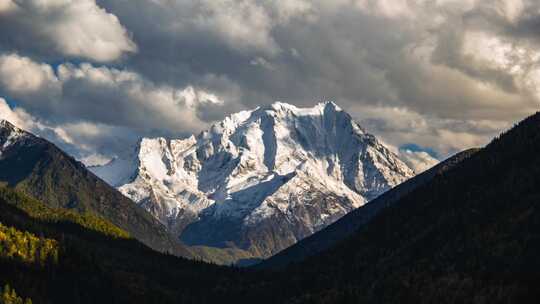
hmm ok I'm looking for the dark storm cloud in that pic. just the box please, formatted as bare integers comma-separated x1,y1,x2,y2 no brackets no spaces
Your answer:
94,0,539,121
96,0,404,109
1,0,540,161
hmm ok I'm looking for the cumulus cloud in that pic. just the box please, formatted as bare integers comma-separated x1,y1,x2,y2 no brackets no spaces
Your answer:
0,97,30,129
0,53,59,94
1,0,540,163
352,104,509,157
0,53,229,133
95,1,540,119
0,95,177,165
0,53,238,161
0,97,97,160
398,149,439,174
0,0,136,62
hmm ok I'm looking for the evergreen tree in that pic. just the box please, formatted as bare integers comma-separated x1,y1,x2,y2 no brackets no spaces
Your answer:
0,284,31,304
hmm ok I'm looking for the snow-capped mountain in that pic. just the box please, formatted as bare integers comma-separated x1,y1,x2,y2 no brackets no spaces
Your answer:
91,102,414,260
0,120,34,152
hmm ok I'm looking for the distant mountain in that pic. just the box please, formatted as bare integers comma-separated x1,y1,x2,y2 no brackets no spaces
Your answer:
91,102,414,262
260,148,479,269
0,120,193,258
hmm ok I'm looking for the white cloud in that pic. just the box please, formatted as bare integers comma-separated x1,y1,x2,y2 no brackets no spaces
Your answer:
196,0,314,54
0,97,78,151
109,0,314,57
0,53,59,94
351,104,509,158
250,57,276,70
0,54,241,161
0,96,137,165
0,0,136,62
270,0,313,21
354,0,416,18
196,0,278,54
0,97,30,129
398,149,440,173
0,0,17,12
0,53,230,133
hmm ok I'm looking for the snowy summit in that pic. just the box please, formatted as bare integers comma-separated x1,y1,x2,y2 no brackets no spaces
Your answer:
90,102,414,259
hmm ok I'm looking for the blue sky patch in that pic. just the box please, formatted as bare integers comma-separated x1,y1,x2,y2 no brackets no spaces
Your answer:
399,143,438,159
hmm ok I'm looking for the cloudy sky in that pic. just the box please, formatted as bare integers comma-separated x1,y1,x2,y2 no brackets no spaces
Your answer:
0,0,539,171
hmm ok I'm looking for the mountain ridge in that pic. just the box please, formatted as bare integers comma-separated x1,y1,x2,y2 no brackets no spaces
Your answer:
0,120,194,258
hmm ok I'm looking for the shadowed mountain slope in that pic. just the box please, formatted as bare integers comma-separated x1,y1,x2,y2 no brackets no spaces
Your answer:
260,148,479,269
0,120,193,258
273,112,540,303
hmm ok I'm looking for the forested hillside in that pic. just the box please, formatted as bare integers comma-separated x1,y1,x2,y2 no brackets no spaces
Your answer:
273,112,540,303
0,186,263,304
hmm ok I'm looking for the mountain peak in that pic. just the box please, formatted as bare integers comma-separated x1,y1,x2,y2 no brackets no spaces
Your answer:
261,100,342,115
316,100,341,110
0,119,31,150
91,101,415,263
0,119,20,132
202,101,351,145
267,101,298,111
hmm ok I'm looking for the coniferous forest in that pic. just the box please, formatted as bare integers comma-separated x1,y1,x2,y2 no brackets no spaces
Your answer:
1,112,540,303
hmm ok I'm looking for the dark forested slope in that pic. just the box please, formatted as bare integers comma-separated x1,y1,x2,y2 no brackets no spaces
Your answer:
277,112,540,303
0,120,192,258
0,186,266,304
